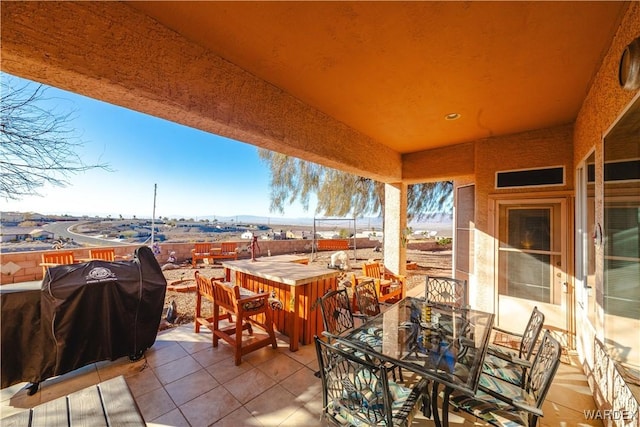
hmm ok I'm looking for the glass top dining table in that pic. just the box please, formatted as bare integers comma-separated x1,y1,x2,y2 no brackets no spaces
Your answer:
330,296,495,426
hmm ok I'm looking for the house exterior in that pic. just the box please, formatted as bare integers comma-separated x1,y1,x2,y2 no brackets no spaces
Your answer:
0,227,54,243
1,1,638,416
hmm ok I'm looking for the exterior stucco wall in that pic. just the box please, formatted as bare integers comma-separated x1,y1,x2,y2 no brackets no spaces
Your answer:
403,142,475,183
464,124,575,314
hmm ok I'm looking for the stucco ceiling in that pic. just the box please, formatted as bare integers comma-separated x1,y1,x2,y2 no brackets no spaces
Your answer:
127,1,627,154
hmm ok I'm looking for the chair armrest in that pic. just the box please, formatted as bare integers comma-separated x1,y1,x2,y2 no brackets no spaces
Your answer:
506,355,532,368
383,272,405,282
487,345,532,367
511,399,544,417
492,326,524,338
237,291,271,304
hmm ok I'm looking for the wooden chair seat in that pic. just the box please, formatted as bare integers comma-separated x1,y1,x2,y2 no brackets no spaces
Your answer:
210,279,277,365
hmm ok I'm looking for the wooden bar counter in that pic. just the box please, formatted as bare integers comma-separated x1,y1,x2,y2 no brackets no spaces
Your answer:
221,258,339,351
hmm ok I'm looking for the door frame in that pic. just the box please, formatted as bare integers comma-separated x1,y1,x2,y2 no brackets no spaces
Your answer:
489,191,575,348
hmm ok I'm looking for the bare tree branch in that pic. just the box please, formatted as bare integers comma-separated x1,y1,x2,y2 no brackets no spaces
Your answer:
1,74,110,200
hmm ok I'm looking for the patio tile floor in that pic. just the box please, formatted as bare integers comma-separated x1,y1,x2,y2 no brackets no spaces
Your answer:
1,285,603,426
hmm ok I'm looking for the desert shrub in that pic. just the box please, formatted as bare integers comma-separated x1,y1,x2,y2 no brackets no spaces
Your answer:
437,237,452,246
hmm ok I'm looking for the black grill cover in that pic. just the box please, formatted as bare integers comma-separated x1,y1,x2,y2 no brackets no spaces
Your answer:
41,246,166,377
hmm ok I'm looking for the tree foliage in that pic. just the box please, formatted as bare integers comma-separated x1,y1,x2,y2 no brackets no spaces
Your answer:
258,149,453,221
0,74,109,200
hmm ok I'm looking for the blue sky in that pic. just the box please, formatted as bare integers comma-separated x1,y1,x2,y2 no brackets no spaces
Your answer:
3,73,317,220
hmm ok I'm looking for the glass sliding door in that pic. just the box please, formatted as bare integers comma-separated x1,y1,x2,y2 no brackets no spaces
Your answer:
602,95,639,370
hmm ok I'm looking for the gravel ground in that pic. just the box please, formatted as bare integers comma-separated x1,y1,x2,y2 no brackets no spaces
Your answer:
159,247,452,329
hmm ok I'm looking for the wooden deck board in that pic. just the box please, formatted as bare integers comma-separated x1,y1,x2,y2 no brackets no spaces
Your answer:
2,410,31,426
0,376,143,427
68,383,106,426
31,395,68,427
99,376,145,427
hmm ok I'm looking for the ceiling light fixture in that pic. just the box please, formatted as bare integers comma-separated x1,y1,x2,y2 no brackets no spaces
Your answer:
445,113,461,121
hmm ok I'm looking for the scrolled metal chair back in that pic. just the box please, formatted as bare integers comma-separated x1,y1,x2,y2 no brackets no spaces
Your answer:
425,276,468,309
314,336,393,426
354,279,381,319
520,306,545,360
525,330,561,409
318,288,355,336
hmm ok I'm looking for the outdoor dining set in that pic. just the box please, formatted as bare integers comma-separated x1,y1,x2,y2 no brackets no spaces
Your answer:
311,276,560,427
192,253,561,427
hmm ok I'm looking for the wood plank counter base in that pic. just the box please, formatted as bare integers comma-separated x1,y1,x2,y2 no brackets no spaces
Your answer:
222,259,339,351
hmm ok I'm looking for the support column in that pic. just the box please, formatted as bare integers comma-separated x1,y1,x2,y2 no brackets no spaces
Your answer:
383,183,407,276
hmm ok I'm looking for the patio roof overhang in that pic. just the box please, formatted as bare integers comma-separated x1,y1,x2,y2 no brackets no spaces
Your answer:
0,1,629,184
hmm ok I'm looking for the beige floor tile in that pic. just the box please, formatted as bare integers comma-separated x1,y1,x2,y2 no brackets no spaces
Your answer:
164,369,218,406
145,342,189,368
284,343,317,366
179,334,217,355
256,353,304,382
545,363,600,410
244,384,301,426
540,400,603,426
153,355,203,385
135,386,177,421
206,355,255,384
278,366,322,403
148,407,191,427
191,344,236,368
224,368,277,404
243,345,281,366
278,403,323,426
212,406,264,427
125,366,163,397
170,324,217,342
149,335,177,350
298,391,325,423
306,357,320,373
180,386,242,427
